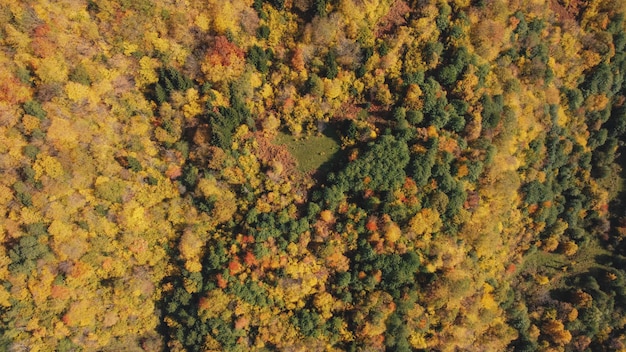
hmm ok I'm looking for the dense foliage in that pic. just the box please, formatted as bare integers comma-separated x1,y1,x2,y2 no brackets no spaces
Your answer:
1,0,625,350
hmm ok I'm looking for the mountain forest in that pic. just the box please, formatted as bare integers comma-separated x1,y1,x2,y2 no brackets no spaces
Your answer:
1,0,626,350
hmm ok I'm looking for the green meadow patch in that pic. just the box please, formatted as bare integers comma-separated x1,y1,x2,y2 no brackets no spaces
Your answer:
274,129,341,174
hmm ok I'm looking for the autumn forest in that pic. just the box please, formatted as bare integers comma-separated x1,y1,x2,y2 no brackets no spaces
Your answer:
1,0,626,350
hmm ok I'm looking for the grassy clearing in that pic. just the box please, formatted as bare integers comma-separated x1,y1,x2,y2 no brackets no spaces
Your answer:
517,241,611,291
518,250,568,275
597,162,624,200
274,129,341,173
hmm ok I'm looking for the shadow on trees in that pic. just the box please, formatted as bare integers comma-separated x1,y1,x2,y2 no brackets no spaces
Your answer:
310,125,348,181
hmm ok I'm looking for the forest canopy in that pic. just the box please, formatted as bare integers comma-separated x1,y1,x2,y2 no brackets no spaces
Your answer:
1,0,626,351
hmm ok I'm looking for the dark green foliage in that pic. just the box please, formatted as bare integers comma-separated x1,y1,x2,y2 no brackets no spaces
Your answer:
22,144,40,160
431,162,456,193
257,24,270,39
229,82,255,130
343,243,422,315
304,73,324,96
201,82,212,94
607,13,625,35
210,318,243,349
253,0,263,13
544,134,571,168
228,279,271,306
476,64,490,87
291,309,322,337
248,45,270,74
57,338,80,351
69,64,91,85
437,46,471,88
16,66,32,84
563,88,584,110
447,24,465,40
355,65,366,78
314,0,328,17
522,180,550,205
423,41,444,66
560,268,626,344
119,0,154,15
408,157,433,188
161,66,193,93
408,138,438,186
385,313,411,351
507,303,531,336
402,70,425,86
465,160,484,183
392,107,406,121
527,18,545,33
481,94,504,129
513,11,528,35
203,241,229,274
446,111,466,132
362,47,374,63
324,49,338,79
529,43,549,63
435,2,451,31
148,66,194,104
145,175,158,186
379,252,420,294
341,119,358,141
335,135,410,193
588,129,608,150
20,165,36,184
23,100,46,119
207,106,243,150
154,83,167,104
268,0,284,10
614,30,626,52
247,212,283,241
471,0,486,9
438,65,459,87
24,222,47,237
406,110,424,125
378,41,389,56
335,271,352,288
420,78,449,128
8,232,52,275
582,63,613,96
544,66,554,84
445,185,467,217
196,197,215,216
181,164,199,189
210,108,236,149
173,140,190,159
12,181,32,206
452,46,472,70
607,105,626,137
126,156,142,172
448,99,469,131
593,164,611,179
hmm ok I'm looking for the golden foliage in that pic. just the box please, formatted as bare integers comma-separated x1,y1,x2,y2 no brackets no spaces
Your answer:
33,155,64,180
409,208,442,236
542,319,572,345
34,55,69,84
137,56,160,87
0,0,622,350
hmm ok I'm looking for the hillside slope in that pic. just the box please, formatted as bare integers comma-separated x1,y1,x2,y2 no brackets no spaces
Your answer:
0,0,625,350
